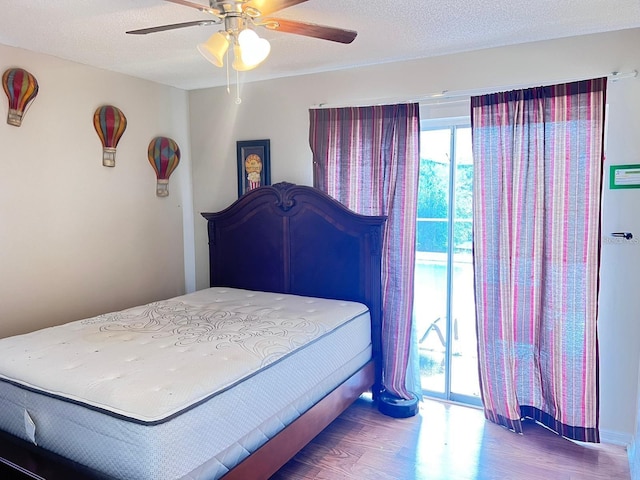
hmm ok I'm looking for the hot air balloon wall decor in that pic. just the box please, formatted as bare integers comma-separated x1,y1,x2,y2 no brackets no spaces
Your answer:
148,136,180,197
2,67,39,127
93,105,127,167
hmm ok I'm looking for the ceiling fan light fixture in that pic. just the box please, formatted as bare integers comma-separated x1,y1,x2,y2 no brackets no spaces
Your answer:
231,44,257,71
237,28,271,68
197,31,230,67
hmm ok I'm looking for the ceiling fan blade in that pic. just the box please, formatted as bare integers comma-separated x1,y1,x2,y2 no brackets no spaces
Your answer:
126,19,218,35
164,0,221,15
245,0,308,17
264,18,357,44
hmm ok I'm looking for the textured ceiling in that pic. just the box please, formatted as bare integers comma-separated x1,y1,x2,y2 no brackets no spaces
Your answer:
1,0,639,91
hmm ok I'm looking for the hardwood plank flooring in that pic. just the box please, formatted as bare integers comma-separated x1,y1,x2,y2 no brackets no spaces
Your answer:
272,396,630,480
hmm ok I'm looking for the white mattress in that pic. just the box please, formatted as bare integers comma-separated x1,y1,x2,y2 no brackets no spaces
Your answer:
0,287,372,479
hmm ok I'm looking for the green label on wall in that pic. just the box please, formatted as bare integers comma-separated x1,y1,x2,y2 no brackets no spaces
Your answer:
610,164,640,189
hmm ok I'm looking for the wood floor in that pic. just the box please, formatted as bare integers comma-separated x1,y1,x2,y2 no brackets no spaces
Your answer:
272,396,630,480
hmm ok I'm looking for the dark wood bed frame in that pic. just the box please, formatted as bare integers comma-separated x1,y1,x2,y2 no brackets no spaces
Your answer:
0,182,386,480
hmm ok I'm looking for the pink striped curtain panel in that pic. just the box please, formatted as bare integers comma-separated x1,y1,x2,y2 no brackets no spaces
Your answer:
471,78,606,442
309,103,420,400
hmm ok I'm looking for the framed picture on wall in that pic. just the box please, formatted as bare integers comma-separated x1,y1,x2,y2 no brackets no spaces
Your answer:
236,139,271,197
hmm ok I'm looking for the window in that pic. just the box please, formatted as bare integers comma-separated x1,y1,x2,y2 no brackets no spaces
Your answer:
414,116,480,406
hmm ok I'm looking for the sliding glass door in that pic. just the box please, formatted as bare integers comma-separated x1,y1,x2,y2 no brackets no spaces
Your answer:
414,118,480,406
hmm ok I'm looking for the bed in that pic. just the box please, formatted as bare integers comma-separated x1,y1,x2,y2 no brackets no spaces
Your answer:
0,182,386,480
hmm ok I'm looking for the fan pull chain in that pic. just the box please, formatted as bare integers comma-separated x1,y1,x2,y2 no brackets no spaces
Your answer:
235,68,242,104
226,49,231,95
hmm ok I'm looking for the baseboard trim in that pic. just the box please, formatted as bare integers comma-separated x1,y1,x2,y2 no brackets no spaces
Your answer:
628,440,637,480
600,428,633,447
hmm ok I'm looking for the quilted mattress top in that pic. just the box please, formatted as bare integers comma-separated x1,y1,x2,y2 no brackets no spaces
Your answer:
0,287,368,424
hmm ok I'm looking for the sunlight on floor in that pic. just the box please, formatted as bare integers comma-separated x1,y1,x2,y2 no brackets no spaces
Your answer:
412,400,484,479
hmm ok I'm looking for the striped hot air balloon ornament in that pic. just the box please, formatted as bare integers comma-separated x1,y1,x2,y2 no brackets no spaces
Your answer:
93,105,127,167
2,68,39,127
148,136,180,197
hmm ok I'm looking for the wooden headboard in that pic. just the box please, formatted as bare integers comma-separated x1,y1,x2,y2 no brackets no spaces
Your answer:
201,182,386,393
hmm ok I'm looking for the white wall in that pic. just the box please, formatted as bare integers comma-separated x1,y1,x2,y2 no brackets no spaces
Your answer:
0,44,194,338
631,368,640,479
189,28,640,442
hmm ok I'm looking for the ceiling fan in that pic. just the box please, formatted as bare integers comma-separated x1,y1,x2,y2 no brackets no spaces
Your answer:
127,0,357,71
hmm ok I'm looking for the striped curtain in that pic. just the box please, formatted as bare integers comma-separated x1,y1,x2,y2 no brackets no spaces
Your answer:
309,103,420,399
471,78,606,442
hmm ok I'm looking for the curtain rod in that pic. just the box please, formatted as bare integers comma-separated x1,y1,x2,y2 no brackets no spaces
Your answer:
309,70,638,109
